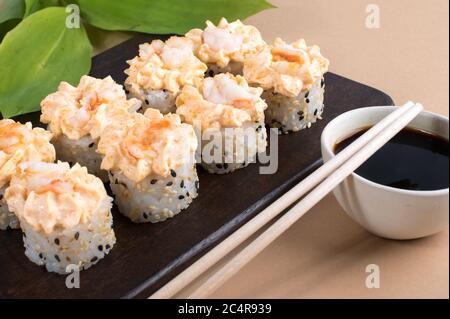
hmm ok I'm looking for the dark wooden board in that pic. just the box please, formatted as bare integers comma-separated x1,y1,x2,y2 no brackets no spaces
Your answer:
0,35,394,298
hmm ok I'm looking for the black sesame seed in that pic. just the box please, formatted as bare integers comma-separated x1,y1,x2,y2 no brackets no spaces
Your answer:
54,238,60,245
91,256,98,263
74,232,79,240
170,169,176,177
105,244,111,250
305,91,309,98
119,182,128,189
166,181,173,186
143,212,148,219
150,179,158,185
186,192,190,197
39,253,44,259
180,180,185,188
314,109,318,116
145,99,149,105
98,245,103,251
88,142,95,148
305,98,310,104
178,195,185,200
55,255,60,262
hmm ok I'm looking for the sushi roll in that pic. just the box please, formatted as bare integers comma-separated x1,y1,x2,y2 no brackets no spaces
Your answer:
41,75,141,182
186,18,266,76
176,73,268,174
4,161,116,274
97,109,199,223
0,120,55,230
124,36,207,114
243,38,329,133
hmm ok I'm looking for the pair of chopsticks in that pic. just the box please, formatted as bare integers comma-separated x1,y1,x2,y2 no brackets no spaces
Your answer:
150,101,423,299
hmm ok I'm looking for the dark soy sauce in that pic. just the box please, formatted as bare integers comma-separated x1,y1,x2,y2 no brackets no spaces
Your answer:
334,127,449,191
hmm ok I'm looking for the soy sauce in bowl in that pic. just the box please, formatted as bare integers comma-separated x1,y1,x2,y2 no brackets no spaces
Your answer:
334,127,449,191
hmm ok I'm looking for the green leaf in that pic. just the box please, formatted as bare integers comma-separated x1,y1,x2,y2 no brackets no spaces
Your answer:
39,0,60,6
24,0,41,17
0,18,20,41
0,7,92,118
74,0,275,34
23,0,63,18
0,0,25,23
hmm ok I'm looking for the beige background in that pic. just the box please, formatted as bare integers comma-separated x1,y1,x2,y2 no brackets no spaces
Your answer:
98,0,449,298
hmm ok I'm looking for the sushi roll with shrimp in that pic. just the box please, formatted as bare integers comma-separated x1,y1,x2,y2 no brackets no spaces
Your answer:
124,36,207,114
0,120,55,230
4,161,116,274
40,75,141,182
243,38,329,134
97,109,198,223
186,18,265,77
176,73,268,174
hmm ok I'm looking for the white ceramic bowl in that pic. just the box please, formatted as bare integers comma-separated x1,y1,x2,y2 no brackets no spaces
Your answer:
321,106,449,240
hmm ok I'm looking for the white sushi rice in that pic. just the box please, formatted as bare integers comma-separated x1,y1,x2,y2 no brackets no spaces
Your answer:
0,185,19,230
126,87,177,114
21,197,116,274
199,121,267,174
263,77,325,134
109,159,199,223
52,134,108,182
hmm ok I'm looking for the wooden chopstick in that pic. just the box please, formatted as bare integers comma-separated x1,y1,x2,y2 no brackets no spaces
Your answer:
150,102,418,299
187,103,423,298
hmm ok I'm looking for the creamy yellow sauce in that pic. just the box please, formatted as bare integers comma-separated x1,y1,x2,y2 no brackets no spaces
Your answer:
186,18,265,68
5,161,110,234
243,38,329,97
97,109,197,182
41,75,141,140
0,120,55,188
125,36,207,95
176,73,267,130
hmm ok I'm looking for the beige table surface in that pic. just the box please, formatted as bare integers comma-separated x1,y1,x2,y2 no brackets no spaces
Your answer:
96,0,449,299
